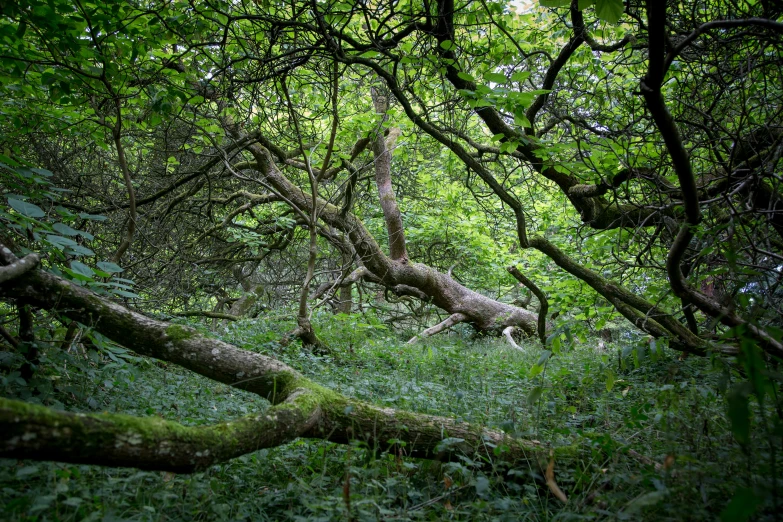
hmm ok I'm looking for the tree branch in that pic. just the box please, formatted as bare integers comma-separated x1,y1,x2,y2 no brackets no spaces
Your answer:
507,266,549,345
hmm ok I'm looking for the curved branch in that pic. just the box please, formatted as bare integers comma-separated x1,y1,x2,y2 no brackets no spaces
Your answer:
407,312,467,344
0,253,40,283
507,266,549,345
371,87,409,262
502,326,524,351
1,391,318,473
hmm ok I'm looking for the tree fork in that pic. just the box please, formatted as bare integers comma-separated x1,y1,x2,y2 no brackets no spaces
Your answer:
229,130,539,337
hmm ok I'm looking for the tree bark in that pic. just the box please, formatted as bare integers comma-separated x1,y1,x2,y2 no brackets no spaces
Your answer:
407,313,467,344
507,266,549,345
371,87,409,262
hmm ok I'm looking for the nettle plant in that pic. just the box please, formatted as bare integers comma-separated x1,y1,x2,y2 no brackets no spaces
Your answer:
1,156,135,300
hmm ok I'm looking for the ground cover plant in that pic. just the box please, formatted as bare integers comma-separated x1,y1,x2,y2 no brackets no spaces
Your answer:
1,315,775,521
1,0,782,520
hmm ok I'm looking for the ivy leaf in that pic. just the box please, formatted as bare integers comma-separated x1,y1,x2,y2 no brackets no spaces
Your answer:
595,0,624,24
8,197,45,218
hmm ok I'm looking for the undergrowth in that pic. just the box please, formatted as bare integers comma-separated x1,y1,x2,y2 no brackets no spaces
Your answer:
0,312,779,521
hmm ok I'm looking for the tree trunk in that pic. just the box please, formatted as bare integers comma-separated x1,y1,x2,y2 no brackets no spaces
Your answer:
371,86,408,262
227,266,263,319
336,257,353,315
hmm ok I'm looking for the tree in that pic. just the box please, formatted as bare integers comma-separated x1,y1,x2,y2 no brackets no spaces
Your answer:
0,0,782,491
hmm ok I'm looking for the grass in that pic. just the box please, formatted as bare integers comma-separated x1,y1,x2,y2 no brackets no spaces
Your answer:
0,312,779,521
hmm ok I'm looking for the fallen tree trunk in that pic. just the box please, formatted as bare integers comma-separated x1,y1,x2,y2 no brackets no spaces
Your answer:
0,245,567,482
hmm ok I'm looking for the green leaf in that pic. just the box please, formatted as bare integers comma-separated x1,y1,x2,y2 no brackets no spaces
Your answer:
605,369,615,392
78,213,107,221
457,71,475,82
113,289,140,298
500,141,519,153
8,197,45,218
720,488,764,522
483,72,507,84
578,0,595,9
61,497,83,507
436,437,465,452
528,363,544,378
67,244,95,256
46,235,79,249
537,350,552,366
511,71,530,83
70,261,94,278
595,0,624,24
439,40,455,51
31,167,53,177
540,0,570,6
727,384,751,445
551,335,562,353
474,476,490,497
15,465,40,478
97,261,124,273
527,385,543,405
52,222,79,236
63,268,93,282
625,490,667,513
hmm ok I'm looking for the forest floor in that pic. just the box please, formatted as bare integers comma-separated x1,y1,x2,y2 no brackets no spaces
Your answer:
0,312,776,521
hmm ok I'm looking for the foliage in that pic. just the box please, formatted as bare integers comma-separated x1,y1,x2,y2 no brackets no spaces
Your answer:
0,321,780,520
0,157,134,300
1,0,782,520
